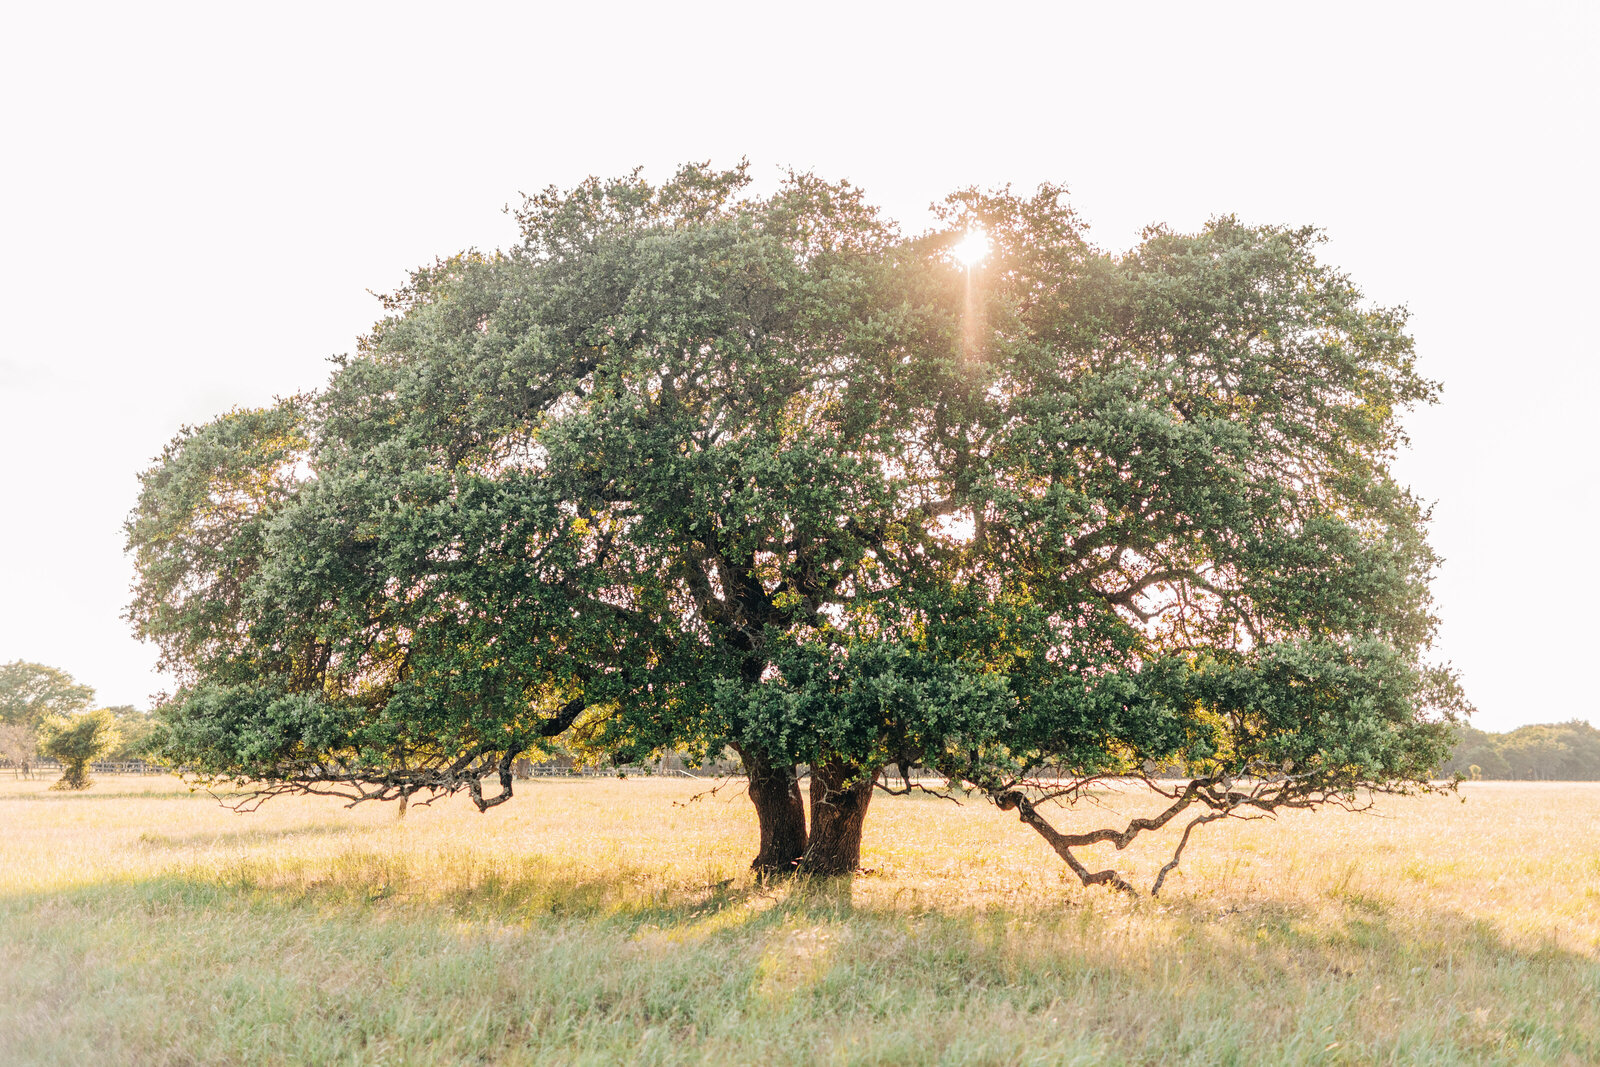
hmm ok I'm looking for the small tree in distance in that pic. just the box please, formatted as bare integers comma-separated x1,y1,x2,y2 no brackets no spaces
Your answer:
0,722,37,778
128,164,1466,891
38,709,119,790
0,660,95,730
1,660,98,783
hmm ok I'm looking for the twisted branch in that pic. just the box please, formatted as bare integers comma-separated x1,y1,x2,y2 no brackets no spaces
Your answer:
986,769,1412,897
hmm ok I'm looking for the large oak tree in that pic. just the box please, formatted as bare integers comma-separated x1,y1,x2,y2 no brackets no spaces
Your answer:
129,164,1464,886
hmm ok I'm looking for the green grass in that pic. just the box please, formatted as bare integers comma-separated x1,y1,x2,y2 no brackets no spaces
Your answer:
2,776,1596,1065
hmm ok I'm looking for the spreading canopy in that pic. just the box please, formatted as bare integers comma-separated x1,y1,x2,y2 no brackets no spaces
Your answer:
1,660,96,730
129,164,1464,885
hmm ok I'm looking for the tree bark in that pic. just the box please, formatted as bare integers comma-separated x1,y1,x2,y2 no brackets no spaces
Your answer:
736,744,808,873
51,759,91,791
799,759,877,876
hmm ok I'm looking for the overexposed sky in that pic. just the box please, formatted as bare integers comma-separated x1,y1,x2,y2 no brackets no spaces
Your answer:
1,1,1594,730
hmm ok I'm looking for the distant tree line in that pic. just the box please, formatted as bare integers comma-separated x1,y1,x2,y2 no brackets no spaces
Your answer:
0,661,156,787
1439,720,1600,780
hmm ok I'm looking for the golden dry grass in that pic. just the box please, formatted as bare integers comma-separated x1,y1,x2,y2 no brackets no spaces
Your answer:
1,774,1596,1065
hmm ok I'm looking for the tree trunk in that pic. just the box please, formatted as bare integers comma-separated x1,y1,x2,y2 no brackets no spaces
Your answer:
799,759,877,876
51,759,91,791
736,744,808,873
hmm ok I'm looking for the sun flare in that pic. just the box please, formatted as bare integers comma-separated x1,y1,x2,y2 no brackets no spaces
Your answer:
952,230,990,267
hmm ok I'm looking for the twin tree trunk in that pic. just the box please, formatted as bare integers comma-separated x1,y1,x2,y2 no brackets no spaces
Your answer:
736,746,876,876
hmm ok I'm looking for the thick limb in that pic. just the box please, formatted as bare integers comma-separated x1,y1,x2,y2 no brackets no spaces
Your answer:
995,788,1140,894
994,776,1310,896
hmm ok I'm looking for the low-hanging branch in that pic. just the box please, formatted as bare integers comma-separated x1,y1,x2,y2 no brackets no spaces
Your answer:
207,748,520,813
207,697,589,814
988,771,1412,897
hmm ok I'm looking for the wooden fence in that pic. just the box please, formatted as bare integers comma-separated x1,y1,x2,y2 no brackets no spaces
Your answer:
1,758,168,778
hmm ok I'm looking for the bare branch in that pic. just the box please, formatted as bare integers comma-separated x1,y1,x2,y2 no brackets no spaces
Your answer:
1150,810,1227,896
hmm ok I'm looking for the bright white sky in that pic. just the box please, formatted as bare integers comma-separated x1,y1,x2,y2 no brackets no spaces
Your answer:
1,1,1594,730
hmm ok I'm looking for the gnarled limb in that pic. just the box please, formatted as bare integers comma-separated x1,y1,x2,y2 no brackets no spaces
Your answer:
994,788,1141,895
536,697,588,737
991,777,1246,895
991,771,1400,897
464,748,520,811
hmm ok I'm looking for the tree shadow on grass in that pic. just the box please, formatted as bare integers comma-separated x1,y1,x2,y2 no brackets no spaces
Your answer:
8,836,862,934
4,859,1597,1065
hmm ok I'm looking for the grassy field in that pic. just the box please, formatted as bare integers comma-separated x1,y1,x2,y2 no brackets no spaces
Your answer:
1,774,1596,1065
